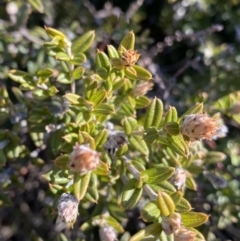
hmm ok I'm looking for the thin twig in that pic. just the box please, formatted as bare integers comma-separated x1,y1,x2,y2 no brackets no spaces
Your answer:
19,27,44,45
125,0,145,22
122,156,158,200
155,24,224,55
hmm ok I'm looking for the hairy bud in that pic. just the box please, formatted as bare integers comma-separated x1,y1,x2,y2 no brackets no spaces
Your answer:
174,227,196,241
99,225,117,241
69,144,100,175
162,212,182,235
170,168,186,190
57,193,79,223
180,113,219,141
104,131,127,152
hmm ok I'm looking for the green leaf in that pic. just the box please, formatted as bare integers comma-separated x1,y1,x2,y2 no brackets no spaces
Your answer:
125,66,137,80
93,161,109,176
129,136,149,155
96,50,111,71
144,97,163,129
72,67,85,80
157,191,175,216
49,183,64,194
105,216,124,233
27,0,44,13
36,68,53,78
148,182,176,194
141,201,160,222
54,154,69,169
45,26,66,39
176,198,192,212
136,96,151,109
72,30,95,53
181,212,209,228
205,151,227,164
119,31,135,50
55,52,70,61
164,122,180,135
42,167,69,184
107,45,119,58
108,201,127,222
32,89,49,100
57,72,71,84
62,133,78,144
111,58,124,69
144,127,159,144
73,172,91,201
133,65,152,81
189,227,206,241
96,68,109,79
121,178,143,209
164,106,178,124
159,231,174,241
64,93,85,105
170,191,183,205
93,103,115,116
94,129,108,147
8,70,33,84
89,90,107,106
167,134,189,158
141,167,175,185
129,223,162,241
70,53,86,65
186,176,197,191
122,117,138,135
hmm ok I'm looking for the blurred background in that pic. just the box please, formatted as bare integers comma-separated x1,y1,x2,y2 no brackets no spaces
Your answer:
0,0,240,240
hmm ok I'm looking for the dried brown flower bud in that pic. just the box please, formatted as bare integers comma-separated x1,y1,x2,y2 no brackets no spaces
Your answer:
57,193,79,224
99,225,117,241
104,131,127,151
180,113,219,141
69,144,100,175
174,227,196,241
120,49,141,67
131,81,154,97
170,168,186,190
162,212,182,235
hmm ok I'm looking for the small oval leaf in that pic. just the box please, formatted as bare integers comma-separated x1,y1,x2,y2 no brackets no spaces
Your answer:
157,191,175,217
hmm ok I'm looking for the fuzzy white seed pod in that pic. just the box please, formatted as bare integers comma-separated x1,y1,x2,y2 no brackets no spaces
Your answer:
174,227,196,241
170,168,186,190
69,143,100,175
57,193,79,223
162,212,182,235
180,113,219,142
99,225,117,241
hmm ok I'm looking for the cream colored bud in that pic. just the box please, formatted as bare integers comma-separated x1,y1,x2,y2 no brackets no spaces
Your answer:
174,227,196,241
180,113,219,141
131,81,154,97
57,193,79,223
69,144,100,175
162,212,182,235
170,168,186,190
99,225,117,241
